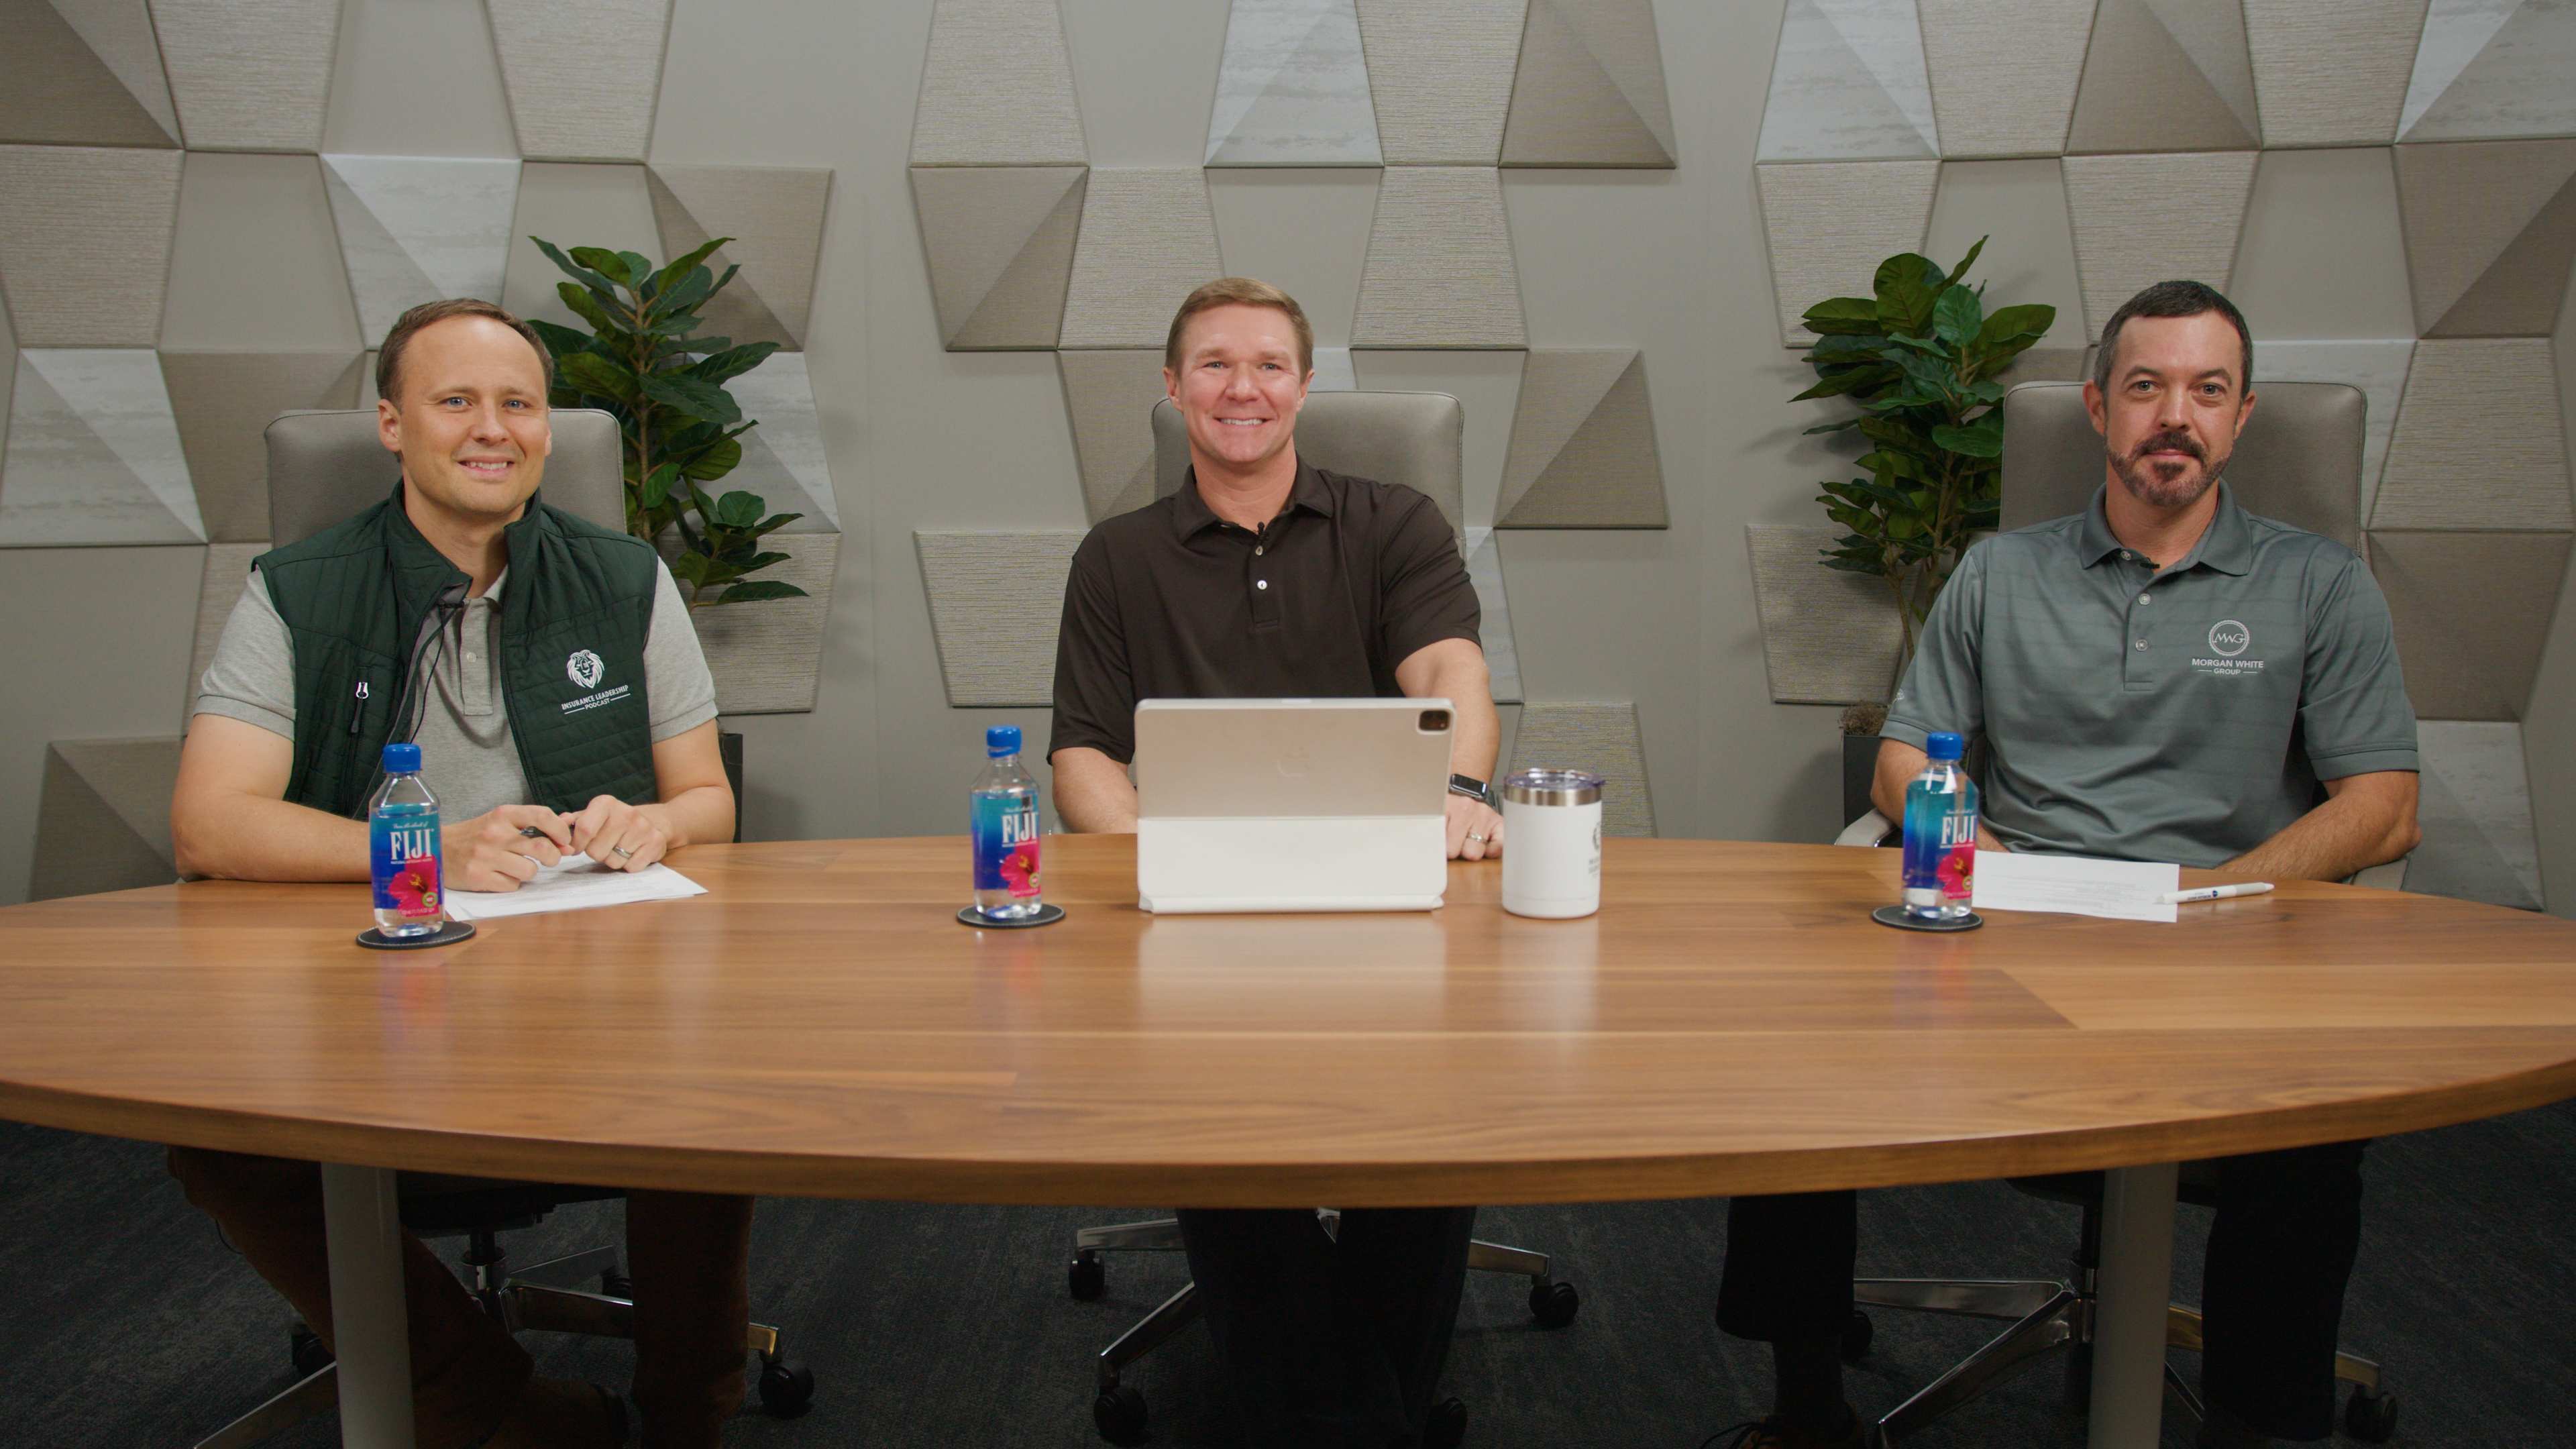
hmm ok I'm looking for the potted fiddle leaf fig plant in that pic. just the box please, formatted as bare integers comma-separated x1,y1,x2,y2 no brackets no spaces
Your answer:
1791,237,2053,820
525,236,808,608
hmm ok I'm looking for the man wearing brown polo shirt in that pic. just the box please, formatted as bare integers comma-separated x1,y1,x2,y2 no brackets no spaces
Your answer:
1049,277,1502,1448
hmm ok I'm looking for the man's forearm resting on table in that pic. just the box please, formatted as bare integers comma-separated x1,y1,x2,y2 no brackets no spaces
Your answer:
1870,737,2004,852
172,715,372,881
2221,769,2420,882
1053,745,1139,833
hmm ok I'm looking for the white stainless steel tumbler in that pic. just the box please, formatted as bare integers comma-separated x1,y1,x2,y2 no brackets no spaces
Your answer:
1500,768,1605,918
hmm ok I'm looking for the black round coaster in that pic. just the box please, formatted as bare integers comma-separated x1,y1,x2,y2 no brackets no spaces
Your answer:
1871,904,1984,932
958,904,1067,929
356,920,479,951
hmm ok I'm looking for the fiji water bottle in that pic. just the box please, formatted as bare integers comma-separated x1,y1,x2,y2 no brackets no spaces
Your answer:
969,726,1044,921
369,742,445,938
1900,731,1978,921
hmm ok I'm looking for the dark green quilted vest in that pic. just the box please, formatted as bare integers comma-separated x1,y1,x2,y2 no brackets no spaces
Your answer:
256,484,661,818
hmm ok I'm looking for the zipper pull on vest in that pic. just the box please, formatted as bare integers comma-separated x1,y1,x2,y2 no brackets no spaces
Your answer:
349,680,369,735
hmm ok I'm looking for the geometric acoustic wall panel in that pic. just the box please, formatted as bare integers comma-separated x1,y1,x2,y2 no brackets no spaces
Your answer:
1917,0,2096,158
0,350,203,547
1350,168,1526,349
1923,159,2086,350
1495,350,1666,529
189,541,267,722
1746,523,1904,706
160,350,363,543
160,153,360,352
2252,340,2416,524
2243,0,2430,148
2373,339,2573,531
321,0,518,158
321,156,523,343
916,529,1089,707
911,166,1087,351
724,352,839,532
1500,0,1678,168
0,145,182,346
1509,701,1656,837
2227,147,2418,343
497,162,660,331
1352,0,1523,165
484,0,671,162
2367,529,2571,721
1756,0,1939,163
1205,0,1382,167
910,0,1087,166
2392,139,2576,338
149,0,339,152
2068,0,2261,155
1059,349,1167,523
1061,170,1223,350
30,737,182,902
681,530,839,715
1461,525,1524,704
1755,159,1939,346
1208,168,1381,344
2062,151,2259,338
0,0,180,147
2399,0,2576,143
646,164,833,350
2409,720,2544,910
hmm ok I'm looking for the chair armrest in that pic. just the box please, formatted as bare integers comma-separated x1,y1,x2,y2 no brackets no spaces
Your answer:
1835,810,1894,848
2351,857,2407,891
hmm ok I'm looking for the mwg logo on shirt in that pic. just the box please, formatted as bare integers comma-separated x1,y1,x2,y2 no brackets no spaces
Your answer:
2207,619,2251,657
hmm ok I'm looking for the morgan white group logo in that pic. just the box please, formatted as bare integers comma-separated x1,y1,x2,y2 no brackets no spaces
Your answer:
566,649,605,690
2207,619,2251,658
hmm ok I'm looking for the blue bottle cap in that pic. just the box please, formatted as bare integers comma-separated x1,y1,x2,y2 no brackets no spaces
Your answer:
1925,731,1964,761
382,741,423,773
986,725,1022,757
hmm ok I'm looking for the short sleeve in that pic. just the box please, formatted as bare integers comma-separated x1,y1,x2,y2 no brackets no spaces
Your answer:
192,570,298,739
1048,533,1139,765
641,561,720,741
1880,541,1987,750
1378,491,1481,667
2298,552,2418,778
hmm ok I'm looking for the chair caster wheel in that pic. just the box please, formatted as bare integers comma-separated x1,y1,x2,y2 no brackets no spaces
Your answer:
289,1322,333,1378
600,1269,633,1300
1528,1279,1580,1328
1425,1395,1468,1448
1839,1309,1874,1362
1070,1252,1106,1301
1094,1383,1148,1445
757,1356,814,1416
2345,1385,2398,1442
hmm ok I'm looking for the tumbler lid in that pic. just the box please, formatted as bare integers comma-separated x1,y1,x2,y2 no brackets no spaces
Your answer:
1502,767,1604,806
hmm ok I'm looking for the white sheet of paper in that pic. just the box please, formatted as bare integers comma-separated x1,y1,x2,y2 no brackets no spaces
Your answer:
1972,851,2180,923
441,853,706,920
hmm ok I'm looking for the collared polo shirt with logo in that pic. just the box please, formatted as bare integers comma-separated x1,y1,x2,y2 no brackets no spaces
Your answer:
1049,460,1481,765
1882,482,2418,868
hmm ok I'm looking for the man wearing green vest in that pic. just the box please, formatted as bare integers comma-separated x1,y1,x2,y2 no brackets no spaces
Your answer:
166,299,749,1449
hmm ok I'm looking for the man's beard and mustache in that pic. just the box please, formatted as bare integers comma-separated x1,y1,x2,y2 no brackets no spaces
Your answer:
2110,427,2227,509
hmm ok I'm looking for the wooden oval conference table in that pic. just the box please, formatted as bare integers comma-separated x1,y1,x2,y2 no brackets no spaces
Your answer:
6,834,2576,1449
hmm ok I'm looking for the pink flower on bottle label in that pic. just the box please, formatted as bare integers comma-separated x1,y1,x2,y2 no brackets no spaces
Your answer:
386,857,441,918
1936,843,1975,900
998,842,1040,898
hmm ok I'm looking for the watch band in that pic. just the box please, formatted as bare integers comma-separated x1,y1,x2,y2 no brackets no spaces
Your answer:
1448,773,1494,808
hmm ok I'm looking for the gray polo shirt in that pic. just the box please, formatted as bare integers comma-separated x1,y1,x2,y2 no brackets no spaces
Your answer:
193,562,718,822
1882,482,2417,869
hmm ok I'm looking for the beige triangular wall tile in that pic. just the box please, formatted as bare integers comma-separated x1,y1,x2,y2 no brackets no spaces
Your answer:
1351,168,1524,348
917,529,1090,706
0,145,182,347
647,164,832,350
1353,0,1521,164
910,166,1086,351
1061,170,1222,350
162,350,362,545
1059,350,1168,523
1,348,202,547
1501,0,1677,168
2394,138,2576,338
2063,151,2259,338
0,0,177,146
2369,529,2571,720
1757,0,1940,163
910,0,1087,165
1496,350,1666,528
30,737,181,900
486,0,670,160
151,0,337,150
2373,338,2573,531
2245,0,2428,146
1747,523,1905,706
1919,0,2095,158
2068,0,2260,154
1756,159,1939,347
1509,701,1656,837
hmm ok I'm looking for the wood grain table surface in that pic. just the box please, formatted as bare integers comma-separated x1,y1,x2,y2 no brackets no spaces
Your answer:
3,835,2573,1208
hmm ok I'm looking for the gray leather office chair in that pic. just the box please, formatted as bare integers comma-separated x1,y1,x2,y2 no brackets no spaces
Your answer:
1833,381,2396,1444
197,410,799,1446
1070,391,1575,1449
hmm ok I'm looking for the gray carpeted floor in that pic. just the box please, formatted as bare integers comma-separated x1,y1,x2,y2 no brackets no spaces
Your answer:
3,1101,2571,1447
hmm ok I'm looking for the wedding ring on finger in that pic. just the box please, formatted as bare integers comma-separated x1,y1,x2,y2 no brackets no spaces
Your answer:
610,844,635,860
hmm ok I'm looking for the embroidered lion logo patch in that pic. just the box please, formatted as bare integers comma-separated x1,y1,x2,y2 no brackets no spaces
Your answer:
566,649,605,690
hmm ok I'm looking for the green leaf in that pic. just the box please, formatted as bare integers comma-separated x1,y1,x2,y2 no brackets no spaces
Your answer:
682,435,743,480
555,351,641,403
710,580,808,605
1931,284,1983,347
1821,554,1883,575
569,246,635,286
688,341,782,388
1975,303,2054,349
1790,365,1888,402
530,237,621,297
665,551,711,586
1800,296,1884,336
526,318,598,362
640,371,742,425
615,252,655,290
653,238,729,298
556,281,627,338
1872,253,1941,335
653,270,715,322
1931,415,2006,458
751,511,804,537
639,462,682,509
1803,419,1864,435
1805,333,1882,363
1945,236,1987,290
710,489,763,528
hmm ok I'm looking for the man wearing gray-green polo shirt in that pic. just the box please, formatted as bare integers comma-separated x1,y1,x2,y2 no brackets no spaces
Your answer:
1715,282,2420,1449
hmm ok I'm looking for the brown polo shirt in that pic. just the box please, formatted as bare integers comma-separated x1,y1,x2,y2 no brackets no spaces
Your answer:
1049,460,1481,765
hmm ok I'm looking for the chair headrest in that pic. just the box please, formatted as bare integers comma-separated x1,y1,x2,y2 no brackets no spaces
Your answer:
1998,380,2365,549
261,408,629,544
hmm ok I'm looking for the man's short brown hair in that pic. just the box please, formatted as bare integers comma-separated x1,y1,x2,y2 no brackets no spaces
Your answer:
376,298,555,404
1163,276,1314,376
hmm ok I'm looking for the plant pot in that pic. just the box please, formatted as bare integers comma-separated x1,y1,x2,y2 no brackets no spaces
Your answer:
1841,731,1880,834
